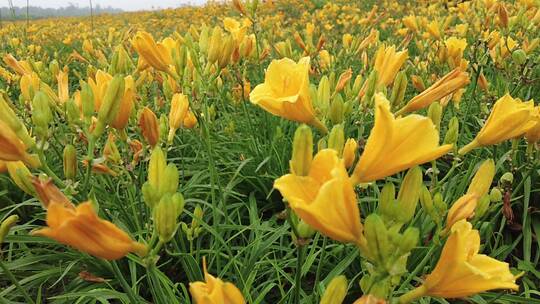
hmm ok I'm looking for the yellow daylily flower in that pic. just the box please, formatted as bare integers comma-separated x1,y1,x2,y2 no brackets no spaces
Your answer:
33,201,147,260
249,57,327,133
373,44,408,87
397,68,470,115
401,220,519,301
274,149,363,244
524,107,540,144
459,94,535,154
445,37,467,67
351,94,452,184
132,31,173,72
57,70,69,104
189,258,245,304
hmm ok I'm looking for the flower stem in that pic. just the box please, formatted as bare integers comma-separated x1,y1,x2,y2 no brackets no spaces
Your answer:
294,244,306,304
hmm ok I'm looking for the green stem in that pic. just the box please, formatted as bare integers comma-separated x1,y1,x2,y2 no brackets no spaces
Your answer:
398,285,428,304
109,260,139,303
37,148,65,188
0,259,35,304
81,137,96,194
294,245,306,304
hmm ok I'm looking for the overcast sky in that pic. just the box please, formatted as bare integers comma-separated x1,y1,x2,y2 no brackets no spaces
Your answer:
8,0,207,11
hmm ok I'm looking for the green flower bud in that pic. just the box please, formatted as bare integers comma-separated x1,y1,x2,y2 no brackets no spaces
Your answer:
419,185,439,224
142,182,159,208
396,167,423,223
427,102,443,130
297,220,316,239
0,215,19,244
31,91,53,139
475,195,491,219
443,117,459,145
490,187,503,202
0,93,33,147
390,71,407,108
399,227,419,254
66,99,81,126
63,144,77,180
317,76,331,111
500,172,514,185
363,70,378,105
290,124,313,176
378,182,396,221
160,164,179,196
329,94,344,125
320,275,348,304
512,49,527,65
328,124,345,156
153,193,185,243
364,214,389,264
433,192,447,215
148,147,167,189
80,82,95,120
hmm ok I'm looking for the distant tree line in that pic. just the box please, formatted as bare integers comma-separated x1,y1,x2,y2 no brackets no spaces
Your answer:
0,4,123,20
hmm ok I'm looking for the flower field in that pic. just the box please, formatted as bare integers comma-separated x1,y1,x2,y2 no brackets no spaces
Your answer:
0,0,539,303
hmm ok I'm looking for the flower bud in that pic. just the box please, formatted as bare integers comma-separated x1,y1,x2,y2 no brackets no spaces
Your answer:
363,70,378,105
478,71,489,92
475,195,491,219
0,94,33,147
378,182,396,220
66,99,81,126
512,49,527,65
160,164,179,197
6,161,34,195
139,107,160,147
396,166,423,223
153,193,185,243
103,133,122,164
218,35,235,69
427,102,443,130
168,93,189,143
433,192,447,215
320,275,348,304
500,172,513,185
342,138,358,169
389,71,407,108
0,215,19,244
317,76,331,112
328,124,345,156
490,187,503,202
399,227,419,254
329,94,344,125
297,220,316,239
111,76,135,130
207,27,223,64
63,144,77,180
364,214,389,264
497,3,509,28
93,75,125,138
289,124,313,176
148,147,167,189
443,117,459,145
31,91,53,139
467,159,495,197
80,82,95,120
419,185,439,224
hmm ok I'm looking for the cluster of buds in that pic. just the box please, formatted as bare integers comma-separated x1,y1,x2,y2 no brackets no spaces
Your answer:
142,147,185,243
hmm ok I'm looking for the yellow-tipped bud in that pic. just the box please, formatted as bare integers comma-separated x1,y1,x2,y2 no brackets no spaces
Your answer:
289,124,313,176
320,275,348,304
0,215,19,244
63,144,77,180
154,193,185,243
93,75,125,138
342,138,358,169
396,166,423,223
139,107,160,147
